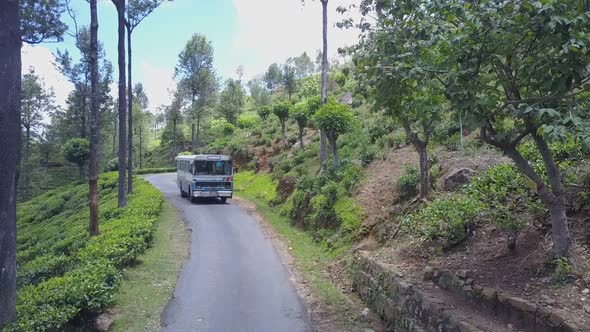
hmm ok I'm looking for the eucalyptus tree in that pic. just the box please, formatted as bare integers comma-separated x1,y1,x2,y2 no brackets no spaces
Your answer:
248,78,272,107
175,34,218,151
264,63,283,94
109,0,128,207
133,83,148,168
293,52,315,79
166,91,184,159
0,2,22,325
20,70,55,200
218,79,245,125
283,64,297,100
89,0,100,236
125,0,166,193
2,0,66,325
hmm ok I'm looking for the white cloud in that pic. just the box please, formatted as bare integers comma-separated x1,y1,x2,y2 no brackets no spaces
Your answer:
21,44,73,109
138,61,176,113
231,0,360,80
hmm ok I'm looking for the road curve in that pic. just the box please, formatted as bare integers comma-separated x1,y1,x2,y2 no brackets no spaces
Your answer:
145,173,312,332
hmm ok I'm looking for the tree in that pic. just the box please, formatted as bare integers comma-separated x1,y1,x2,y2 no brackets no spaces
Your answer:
175,33,217,151
290,102,309,151
293,51,315,79
111,0,127,208
283,64,297,100
248,78,271,107
257,105,271,120
133,83,148,168
218,79,245,125
2,0,65,325
264,63,282,94
125,0,166,193
272,102,290,148
20,0,67,44
0,1,21,326
20,70,55,200
64,138,90,181
89,0,99,237
166,91,183,159
313,101,353,171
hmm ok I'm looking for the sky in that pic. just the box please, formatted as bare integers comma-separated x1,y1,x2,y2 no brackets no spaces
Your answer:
22,0,361,113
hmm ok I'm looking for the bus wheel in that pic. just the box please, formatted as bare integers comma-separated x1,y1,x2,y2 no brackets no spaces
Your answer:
189,190,197,203
180,186,187,197
220,197,227,204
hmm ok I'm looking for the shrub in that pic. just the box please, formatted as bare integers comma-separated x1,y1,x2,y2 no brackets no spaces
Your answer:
237,114,257,129
134,167,176,175
222,122,235,135
10,173,164,330
396,166,419,199
403,196,485,248
257,105,271,120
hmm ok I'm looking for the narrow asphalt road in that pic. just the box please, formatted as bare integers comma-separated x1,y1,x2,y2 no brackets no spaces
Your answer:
145,173,312,332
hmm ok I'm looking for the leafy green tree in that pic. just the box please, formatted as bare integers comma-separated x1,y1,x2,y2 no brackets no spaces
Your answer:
166,91,184,160
297,76,320,100
132,83,149,169
218,78,245,125
125,0,167,193
293,51,315,79
313,101,353,171
290,102,310,151
248,78,272,107
20,70,55,200
175,33,218,151
63,138,90,181
283,64,297,100
264,63,283,94
20,0,67,44
257,105,271,120
272,102,290,148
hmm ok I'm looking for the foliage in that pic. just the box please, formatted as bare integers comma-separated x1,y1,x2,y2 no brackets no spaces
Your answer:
9,173,164,330
218,78,245,125
237,113,257,129
313,102,353,139
403,196,485,248
290,102,310,129
20,0,67,44
134,167,177,175
272,102,290,122
233,171,278,204
257,105,271,120
222,122,236,135
396,166,419,199
62,138,90,166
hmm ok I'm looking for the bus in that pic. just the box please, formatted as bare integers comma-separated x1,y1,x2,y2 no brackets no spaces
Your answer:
175,154,233,203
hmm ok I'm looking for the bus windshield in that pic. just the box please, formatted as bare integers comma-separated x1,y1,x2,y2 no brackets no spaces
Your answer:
192,160,232,176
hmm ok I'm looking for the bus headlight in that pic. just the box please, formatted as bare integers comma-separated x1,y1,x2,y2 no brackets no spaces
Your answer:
225,183,231,189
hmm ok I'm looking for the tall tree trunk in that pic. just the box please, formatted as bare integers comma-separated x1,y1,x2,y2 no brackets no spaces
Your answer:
329,135,340,171
319,0,329,173
483,127,571,258
416,144,429,201
126,25,133,194
114,0,127,208
172,119,177,159
80,86,87,138
281,121,286,148
196,116,201,150
139,124,142,169
191,123,195,152
299,125,305,151
24,126,30,199
112,115,117,160
0,0,20,326
89,0,100,237
403,118,430,200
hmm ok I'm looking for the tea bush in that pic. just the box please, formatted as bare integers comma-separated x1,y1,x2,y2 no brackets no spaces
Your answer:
402,196,485,248
396,166,419,199
8,172,164,331
134,167,177,175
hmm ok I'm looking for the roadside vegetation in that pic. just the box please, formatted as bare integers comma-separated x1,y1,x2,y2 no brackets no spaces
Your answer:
7,174,164,331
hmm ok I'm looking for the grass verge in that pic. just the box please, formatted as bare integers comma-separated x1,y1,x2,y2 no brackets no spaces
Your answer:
108,201,189,331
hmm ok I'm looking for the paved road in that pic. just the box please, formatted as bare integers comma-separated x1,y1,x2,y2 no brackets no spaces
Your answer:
145,173,312,332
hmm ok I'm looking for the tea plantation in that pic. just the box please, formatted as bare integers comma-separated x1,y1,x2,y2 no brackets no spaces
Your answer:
8,173,163,331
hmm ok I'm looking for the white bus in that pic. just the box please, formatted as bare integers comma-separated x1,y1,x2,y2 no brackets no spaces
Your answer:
175,154,233,203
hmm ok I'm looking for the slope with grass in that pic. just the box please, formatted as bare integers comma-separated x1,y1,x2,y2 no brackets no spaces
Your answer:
8,173,165,331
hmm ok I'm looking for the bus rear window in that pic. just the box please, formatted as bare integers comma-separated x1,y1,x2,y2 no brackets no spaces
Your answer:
193,161,232,175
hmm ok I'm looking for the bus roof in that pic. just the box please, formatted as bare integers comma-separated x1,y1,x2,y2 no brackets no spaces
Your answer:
175,154,232,161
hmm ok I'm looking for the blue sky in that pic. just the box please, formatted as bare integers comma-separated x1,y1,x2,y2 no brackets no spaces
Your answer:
22,0,360,112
